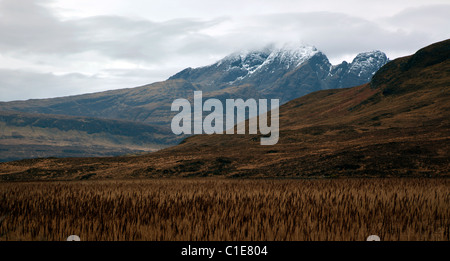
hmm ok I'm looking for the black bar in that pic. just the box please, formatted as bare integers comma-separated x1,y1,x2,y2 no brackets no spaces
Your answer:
0,241,448,259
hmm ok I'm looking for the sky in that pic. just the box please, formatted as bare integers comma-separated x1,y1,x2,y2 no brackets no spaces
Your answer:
0,0,449,101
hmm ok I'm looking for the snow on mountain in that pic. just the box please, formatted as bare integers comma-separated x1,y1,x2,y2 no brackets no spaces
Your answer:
169,44,389,102
348,51,389,77
220,44,319,77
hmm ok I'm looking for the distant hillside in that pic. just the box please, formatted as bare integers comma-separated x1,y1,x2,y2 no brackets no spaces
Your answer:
0,39,448,180
0,111,181,162
0,79,200,125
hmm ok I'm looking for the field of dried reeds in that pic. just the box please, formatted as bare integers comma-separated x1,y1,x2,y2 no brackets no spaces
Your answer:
0,178,448,241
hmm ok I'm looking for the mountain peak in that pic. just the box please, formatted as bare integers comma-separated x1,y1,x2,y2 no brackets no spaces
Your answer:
218,44,319,74
347,50,389,78
351,50,388,67
167,44,388,100
168,43,324,90
354,50,386,58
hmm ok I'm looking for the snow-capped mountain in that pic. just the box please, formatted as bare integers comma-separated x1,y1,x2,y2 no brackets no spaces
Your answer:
170,44,321,91
220,44,319,76
329,51,389,89
349,51,389,76
170,44,389,103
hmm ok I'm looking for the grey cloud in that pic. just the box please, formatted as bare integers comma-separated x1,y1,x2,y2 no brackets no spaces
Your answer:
0,0,227,63
0,67,182,101
102,67,181,83
3,0,446,66
383,4,450,46
207,11,442,63
386,4,450,31
0,69,124,101
75,16,227,62
0,0,82,54
0,0,448,101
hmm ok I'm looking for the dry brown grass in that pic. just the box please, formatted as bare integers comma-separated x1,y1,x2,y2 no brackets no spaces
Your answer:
0,178,448,241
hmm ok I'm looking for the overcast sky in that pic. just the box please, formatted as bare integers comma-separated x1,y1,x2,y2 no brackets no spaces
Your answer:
0,0,449,101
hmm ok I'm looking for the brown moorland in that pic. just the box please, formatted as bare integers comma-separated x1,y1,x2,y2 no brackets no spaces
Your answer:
0,178,448,241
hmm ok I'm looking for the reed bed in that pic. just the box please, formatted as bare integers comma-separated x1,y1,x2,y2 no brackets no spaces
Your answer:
0,178,448,241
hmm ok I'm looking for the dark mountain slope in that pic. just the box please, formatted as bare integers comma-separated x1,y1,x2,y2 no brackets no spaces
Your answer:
0,79,200,125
